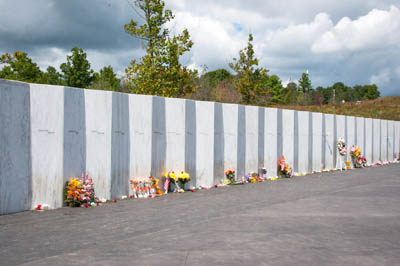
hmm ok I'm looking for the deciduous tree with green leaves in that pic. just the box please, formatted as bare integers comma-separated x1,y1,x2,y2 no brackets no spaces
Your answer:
124,0,197,97
229,34,269,104
60,47,94,88
91,66,121,91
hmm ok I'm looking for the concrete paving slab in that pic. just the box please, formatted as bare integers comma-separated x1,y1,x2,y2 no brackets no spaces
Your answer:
1,165,400,266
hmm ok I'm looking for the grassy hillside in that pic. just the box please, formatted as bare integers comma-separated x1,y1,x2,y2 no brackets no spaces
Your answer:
273,96,400,121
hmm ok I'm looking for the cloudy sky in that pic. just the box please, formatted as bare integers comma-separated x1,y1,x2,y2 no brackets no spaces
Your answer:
1,0,399,96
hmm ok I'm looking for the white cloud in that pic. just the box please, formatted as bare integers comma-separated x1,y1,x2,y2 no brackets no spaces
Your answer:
263,13,334,55
168,11,247,70
312,5,400,53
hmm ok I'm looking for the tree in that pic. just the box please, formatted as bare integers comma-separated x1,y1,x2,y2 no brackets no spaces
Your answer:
229,34,269,104
365,84,380,99
298,72,312,93
60,47,94,88
0,51,43,83
91,66,121,91
282,82,298,105
354,84,380,100
124,0,197,97
266,74,284,104
41,66,64,85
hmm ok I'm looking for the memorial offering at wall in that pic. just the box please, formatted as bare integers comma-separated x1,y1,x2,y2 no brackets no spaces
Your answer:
129,177,163,198
64,174,99,208
337,138,347,156
279,156,293,178
350,146,367,168
164,171,179,193
225,170,236,184
336,138,347,170
241,172,265,183
177,171,190,191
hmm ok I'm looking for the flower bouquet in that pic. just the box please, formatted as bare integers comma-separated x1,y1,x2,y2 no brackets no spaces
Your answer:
337,138,347,156
350,145,366,168
225,170,235,184
177,171,190,191
64,174,98,207
151,176,163,196
243,172,264,183
164,171,177,193
356,156,367,168
279,156,293,178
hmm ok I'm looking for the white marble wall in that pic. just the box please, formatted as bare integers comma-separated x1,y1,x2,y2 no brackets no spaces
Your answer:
381,120,388,163
195,101,214,187
297,111,310,174
282,110,295,170
63,87,86,182
346,116,356,168
85,89,113,200
2,79,400,214
355,117,365,158
312,112,323,171
387,121,394,162
110,92,130,199
30,84,64,209
129,94,153,179
365,118,373,164
324,114,335,170
222,104,238,175
0,80,31,214
372,119,381,163
165,98,186,172
264,108,278,178
335,115,346,169
245,106,259,174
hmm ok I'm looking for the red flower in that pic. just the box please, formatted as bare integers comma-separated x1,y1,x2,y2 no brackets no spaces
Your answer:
129,195,134,199
84,203,89,208
96,202,99,206
214,184,218,188
148,195,152,198
113,199,117,203
191,189,195,192
35,205,42,210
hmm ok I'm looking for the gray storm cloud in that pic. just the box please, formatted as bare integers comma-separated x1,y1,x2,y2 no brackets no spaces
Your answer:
0,0,399,95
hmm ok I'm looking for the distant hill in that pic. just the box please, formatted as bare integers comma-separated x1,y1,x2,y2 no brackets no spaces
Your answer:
274,96,400,121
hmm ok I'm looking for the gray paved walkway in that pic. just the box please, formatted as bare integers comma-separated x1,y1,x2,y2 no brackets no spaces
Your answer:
1,165,400,266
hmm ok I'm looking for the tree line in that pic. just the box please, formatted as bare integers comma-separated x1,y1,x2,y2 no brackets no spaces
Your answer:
0,0,380,106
